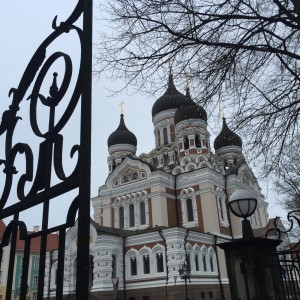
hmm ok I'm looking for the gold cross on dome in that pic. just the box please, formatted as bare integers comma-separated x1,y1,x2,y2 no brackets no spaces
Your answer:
220,101,225,118
119,101,125,114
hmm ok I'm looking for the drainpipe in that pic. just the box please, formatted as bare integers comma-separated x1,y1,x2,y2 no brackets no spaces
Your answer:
158,230,169,299
214,235,225,300
183,229,189,262
122,236,126,300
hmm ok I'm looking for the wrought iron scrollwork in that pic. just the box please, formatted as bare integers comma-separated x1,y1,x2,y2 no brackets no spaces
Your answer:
266,209,300,253
0,1,92,300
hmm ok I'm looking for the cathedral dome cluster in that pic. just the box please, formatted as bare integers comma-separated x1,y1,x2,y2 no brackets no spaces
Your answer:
107,73,244,173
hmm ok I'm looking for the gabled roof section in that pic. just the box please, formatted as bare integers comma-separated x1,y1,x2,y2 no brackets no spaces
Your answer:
104,156,155,189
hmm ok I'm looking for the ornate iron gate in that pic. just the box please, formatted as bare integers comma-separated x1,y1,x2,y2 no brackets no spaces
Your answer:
267,210,300,300
0,1,92,299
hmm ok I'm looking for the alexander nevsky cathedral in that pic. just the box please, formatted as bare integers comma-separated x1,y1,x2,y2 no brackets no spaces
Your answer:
45,73,270,300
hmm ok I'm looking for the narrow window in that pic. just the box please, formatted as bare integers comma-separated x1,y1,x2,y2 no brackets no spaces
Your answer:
140,202,146,225
184,136,189,150
112,159,116,171
163,153,169,166
119,207,124,229
112,255,117,278
195,254,199,271
186,199,194,222
203,253,207,272
129,204,135,227
195,134,201,148
218,198,224,221
131,257,137,276
152,157,158,167
187,253,191,271
210,254,214,272
163,128,168,145
156,253,164,273
143,255,150,274
32,275,38,287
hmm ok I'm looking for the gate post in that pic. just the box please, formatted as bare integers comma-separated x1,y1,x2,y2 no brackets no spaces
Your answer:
219,238,285,300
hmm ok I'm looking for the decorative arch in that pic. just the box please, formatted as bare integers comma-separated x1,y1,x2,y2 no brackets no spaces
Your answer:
201,246,208,272
193,245,201,272
139,246,152,276
180,156,192,167
198,161,212,169
180,188,198,228
195,154,208,164
208,247,218,273
125,248,139,278
172,166,184,175
185,162,198,172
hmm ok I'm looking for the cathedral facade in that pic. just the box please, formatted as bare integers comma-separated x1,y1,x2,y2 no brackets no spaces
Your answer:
45,74,269,299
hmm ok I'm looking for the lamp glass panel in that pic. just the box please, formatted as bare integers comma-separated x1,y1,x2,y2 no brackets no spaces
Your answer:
230,199,256,217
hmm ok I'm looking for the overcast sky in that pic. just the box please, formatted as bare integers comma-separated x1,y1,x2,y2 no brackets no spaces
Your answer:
0,1,286,230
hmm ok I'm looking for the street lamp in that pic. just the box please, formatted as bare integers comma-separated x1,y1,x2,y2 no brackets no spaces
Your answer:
179,261,190,300
228,189,257,239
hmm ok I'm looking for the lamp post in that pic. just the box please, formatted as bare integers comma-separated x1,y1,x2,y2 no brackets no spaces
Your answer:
111,277,119,300
219,189,285,300
179,261,190,300
228,189,257,239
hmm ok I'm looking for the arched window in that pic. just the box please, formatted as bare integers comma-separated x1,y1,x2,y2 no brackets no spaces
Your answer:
143,255,150,274
184,136,189,150
195,253,200,271
163,128,168,145
163,153,169,166
112,255,117,277
202,253,207,272
119,207,124,229
186,199,194,222
130,257,137,276
129,204,135,227
195,134,201,148
140,202,146,225
156,253,164,273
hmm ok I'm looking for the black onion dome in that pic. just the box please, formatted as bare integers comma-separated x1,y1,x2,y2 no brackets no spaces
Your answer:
214,118,242,151
174,103,207,124
152,74,193,117
107,114,137,147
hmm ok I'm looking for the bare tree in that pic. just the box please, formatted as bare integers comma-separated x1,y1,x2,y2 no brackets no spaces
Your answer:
95,0,300,173
276,149,300,211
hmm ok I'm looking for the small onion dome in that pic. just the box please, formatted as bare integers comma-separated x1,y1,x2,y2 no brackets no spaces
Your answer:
152,73,193,118
107,114,137,147
214,118,242,151
174,103,207,125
